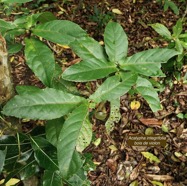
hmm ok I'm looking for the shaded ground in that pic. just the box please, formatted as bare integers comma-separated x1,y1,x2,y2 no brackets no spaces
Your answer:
1,0,187,185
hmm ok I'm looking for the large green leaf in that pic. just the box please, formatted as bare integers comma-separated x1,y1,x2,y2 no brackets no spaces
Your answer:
0,19,16,35
2,88,85,120
57,103,89,178
30,136,58,171
0,149,6,173
89,73,137,103
120,49,179,76
104,22,128,63
62,37,117,82
25,38,55,87
46,118,64,147
149,23,172,40
43,170,63,186
135,77,161,112
33,20,87,45
70,37,108,62
62,60,117,82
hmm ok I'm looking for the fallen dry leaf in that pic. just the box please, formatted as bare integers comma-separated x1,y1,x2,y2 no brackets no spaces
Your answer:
139,118,163,126
145,174,174,181
106,159,117,172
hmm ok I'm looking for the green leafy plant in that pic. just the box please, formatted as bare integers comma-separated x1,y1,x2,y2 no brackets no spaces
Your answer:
150,18,187,71
156,0,179,15
88,5,115,31
0,13,179,185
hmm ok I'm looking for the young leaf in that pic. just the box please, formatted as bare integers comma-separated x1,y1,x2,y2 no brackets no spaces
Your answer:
2,88,85,120
30,136,58,171
0,149,6,173
62,60,117,82
46,118,65,147
25,38,56,87
149,23,172,40
33,20,87,45
57,103,89,178
172,19,183,38
120,49,179,76
135,77,161,112
43,170,63,186
76,118,92,153
104,22,128,63
165,1,179,15
89,73,137,103
141,152,160,163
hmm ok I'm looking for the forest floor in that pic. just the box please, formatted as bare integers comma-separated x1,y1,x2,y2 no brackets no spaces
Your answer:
1,0,187,185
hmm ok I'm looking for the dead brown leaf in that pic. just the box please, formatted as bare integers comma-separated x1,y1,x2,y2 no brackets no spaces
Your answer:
139,118,163,126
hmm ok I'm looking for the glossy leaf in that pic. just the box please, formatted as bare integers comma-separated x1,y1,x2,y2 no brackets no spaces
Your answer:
136,77,161,112
150,23,172,40
33,20,87,45
57,103,88,178
90,73,137,103
0,149,6,173
120,49,179,76
25,38,55,87
43,170,63,186
30,136,58,171
104,22,128,63
2,88,85,120
46,118,65,147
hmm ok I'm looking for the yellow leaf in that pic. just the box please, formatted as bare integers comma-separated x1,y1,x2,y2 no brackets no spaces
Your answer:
0,178,20,186
57,44,70,49
93,138,101,147
112,8,123,15
130,100,141,110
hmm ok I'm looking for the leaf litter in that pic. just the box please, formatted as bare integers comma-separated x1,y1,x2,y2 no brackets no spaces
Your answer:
2,0,187,185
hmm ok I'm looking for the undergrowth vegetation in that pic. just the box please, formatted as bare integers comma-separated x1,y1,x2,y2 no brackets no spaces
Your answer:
0,0,186,185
